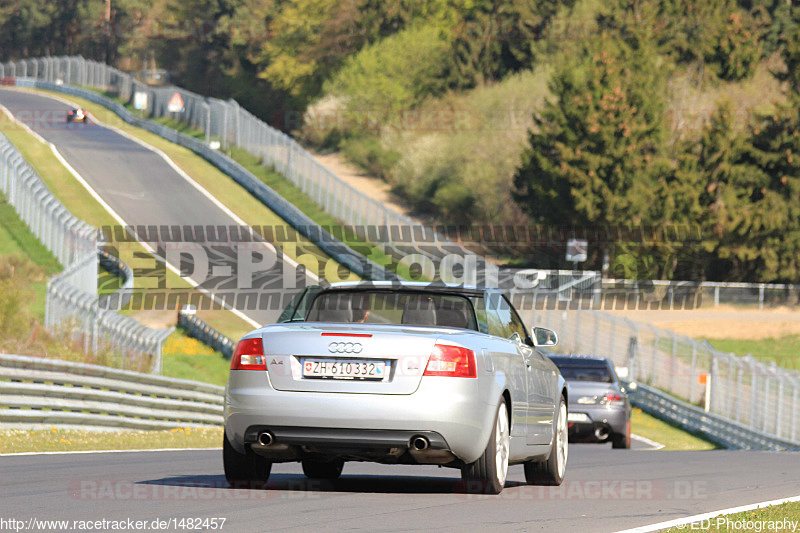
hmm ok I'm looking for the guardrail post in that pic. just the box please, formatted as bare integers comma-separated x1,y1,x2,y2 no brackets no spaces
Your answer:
649,325,658,386
763,369,771,433
777,375,784,439
735,362,743,422
690,342,697,403
759,283,765,310
792,384,798,442
608,318,616,359
670,331,677,393
748,357,758,429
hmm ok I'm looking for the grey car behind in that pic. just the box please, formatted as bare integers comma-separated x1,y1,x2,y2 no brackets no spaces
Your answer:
547,354,631,449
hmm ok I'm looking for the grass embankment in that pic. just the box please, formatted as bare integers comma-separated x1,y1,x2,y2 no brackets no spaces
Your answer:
632,408,718,451
2,91,262,338
0,191,61,319
0,427,223,453
83,88,403,279
702,336,800,369
0,97,249,375
45,87,377,281
160,331,230,387
661,500,800,533
1,404,715,454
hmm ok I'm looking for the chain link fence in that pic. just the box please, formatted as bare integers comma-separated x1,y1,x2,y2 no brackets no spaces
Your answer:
0,132,172,368
3,56,797,445
602,279,799,309
516,293,800,446
0,56,474,268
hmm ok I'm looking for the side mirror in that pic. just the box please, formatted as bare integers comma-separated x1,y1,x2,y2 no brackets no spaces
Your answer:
532,327,558,347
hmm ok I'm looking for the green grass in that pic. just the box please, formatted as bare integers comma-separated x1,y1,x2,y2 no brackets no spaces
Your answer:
160,330,231,387
0,427,222,453
702,336,800,369
148,113,400,278
0,191,61,321
632,408,719,451
661,500,800,532
1,406,716,454
88,88,402,281
1,89,256,341
0,193,61,272
79,87,365,281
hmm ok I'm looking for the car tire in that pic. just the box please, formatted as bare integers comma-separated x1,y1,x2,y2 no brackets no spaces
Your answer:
461,398,510,495
612,419,631,449
223,433,271,488
302,459,344,480
524,395,568,486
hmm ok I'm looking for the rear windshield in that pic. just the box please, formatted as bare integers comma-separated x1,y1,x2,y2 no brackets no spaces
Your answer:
554,364,613,383
306,291,478,330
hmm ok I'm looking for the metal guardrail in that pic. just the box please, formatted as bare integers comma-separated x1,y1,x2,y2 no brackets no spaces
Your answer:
3,56,481,270
98,248,134,309
525,303,800,446
12,76,397,282
4,57,798,449
0,353,224,430
628,382,800,451
177,308,236,360
0,132,173,364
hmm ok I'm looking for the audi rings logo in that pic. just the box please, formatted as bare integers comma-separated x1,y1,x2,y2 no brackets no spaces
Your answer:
328,342,363,354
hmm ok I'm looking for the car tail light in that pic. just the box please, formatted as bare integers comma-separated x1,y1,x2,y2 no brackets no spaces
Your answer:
600,393,624,405
423,344,476,378
231,338,266,370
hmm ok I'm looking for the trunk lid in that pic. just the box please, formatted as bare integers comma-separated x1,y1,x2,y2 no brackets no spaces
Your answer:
261,323,449,395
567,381,620,406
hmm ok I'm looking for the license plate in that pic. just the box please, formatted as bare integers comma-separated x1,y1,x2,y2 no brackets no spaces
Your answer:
567,412,589,423
303,359,386,380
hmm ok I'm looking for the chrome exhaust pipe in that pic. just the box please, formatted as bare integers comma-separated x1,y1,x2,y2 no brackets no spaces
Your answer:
257,432,274,446
411,436,429,451
594,427,609,441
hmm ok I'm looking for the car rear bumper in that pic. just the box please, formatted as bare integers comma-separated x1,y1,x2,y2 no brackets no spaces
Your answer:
224,370,497,464
567,406,628,441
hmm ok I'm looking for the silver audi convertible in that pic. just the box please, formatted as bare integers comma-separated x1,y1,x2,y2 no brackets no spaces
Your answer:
223,282,568,494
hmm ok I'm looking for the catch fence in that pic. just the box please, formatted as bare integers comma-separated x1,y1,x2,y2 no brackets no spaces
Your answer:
0,132,172,368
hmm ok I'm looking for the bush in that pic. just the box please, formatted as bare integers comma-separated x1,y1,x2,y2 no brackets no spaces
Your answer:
326,25,451,113
340,135,400,181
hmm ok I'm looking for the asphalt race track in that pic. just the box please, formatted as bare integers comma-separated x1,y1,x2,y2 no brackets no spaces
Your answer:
0,88,312,326
2,446,799,532
2,88,800,532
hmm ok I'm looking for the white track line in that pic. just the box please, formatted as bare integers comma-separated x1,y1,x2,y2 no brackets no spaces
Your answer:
2,90,328,329
631,433,665,450
5,106,260,329
616,494,800,533
0,447,219,457
19,88,310,278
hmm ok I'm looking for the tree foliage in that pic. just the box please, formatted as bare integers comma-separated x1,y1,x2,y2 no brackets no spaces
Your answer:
512,36,667,228
653,0,763,80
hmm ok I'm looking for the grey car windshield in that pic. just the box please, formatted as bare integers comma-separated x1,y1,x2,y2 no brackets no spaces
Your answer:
555,365,613,383
306,291,478,330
